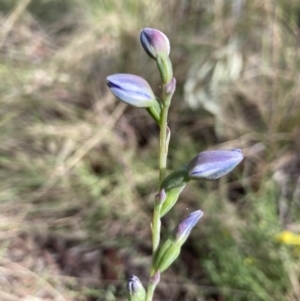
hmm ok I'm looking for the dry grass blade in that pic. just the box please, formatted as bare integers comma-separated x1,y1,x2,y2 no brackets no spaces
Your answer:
0,257,68,301
30,102,126,202
0,0,32,47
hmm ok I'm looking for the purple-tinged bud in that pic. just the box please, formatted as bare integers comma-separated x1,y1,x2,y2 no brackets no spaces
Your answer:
127,275,146,301
106,74,156,108
150,271,160,286
154,210,203,273
165,77,176,95
175,210,203,246
155,189,166,204
187,149,243,180
140,28,173,84
140,28,170,60
164,77,176,106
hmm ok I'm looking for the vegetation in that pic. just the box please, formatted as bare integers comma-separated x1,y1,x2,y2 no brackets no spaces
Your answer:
1,0,300,300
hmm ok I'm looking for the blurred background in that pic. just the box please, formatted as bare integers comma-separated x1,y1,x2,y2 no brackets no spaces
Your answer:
1,0,300,300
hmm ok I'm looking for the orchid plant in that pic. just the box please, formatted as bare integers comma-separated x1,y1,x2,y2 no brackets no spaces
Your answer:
106,28,243,301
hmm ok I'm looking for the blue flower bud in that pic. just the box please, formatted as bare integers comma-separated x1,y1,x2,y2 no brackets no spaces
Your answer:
174,210,204,246
127,275,146,301
154,210,203,273
187,149,243,180
140,28,170,60
106,74,156,108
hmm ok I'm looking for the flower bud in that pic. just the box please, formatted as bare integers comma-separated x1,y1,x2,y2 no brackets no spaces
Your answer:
150,271,161,286
174,210,203,246
155,189,166,204
187,149,243,180
127,275,146,301
163,77,176,106
154,210,203,273
165,77,176,96
156,55,173,85
106,74,157,108
140,28,170,60
140,28,173,84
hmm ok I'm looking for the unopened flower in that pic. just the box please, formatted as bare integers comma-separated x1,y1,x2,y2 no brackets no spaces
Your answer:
175,210,204,246
140,28,170,60
165,77,176,96
187,149,243,180
127,275,146,301
106,74,156,108
154,210,203,273
150,271,161,286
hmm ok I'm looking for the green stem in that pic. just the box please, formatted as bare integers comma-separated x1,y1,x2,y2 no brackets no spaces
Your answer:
152,92,171,253
146,89,172,301
159,103,170,185
145,281,156,301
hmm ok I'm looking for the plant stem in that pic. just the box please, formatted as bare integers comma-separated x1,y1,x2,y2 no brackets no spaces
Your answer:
152,93,170,253
146,89,172,301
159,103,170,185
145,281,156,301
